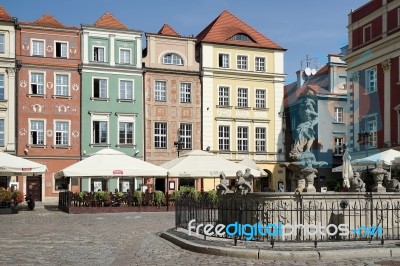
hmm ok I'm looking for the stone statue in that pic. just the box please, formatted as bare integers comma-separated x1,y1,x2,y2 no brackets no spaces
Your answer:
383,172,400,192
243,168,254,188
290,96,318,160
349,171,366,192
234,170,252,194
371,161,387,192
216,172,231,194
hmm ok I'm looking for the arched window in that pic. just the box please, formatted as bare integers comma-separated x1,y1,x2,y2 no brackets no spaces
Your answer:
229,33,253,42
162,53,183,65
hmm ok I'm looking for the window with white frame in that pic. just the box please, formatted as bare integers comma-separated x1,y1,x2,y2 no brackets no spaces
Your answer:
237,55,248,70
0,34,4,53
363,24,372,43
255,57,265,71
162,53,183,65
93,47,105,62
237,126,248,151
255,127,266,152
30,72,44,95
54,121,69,146
154,81,166,101
119,80,133,100
55,74,69,96
32,40,44,56
30,120,45,145
180,83,191,103
0,119,4,146
0,74,4,100
119,49,131,64
237,88,248,107
55,42,67,58
92,120,108,144
179,124,192,149
255,89,266,108
218,86,229,106
365,68,377,93
334,137,344,155
218,125,230,151
334,107,343,122
93,78,107,98
218,53,229,68
119,121,133,144
154,122,167,148
398,8,400,27
367,118,377,147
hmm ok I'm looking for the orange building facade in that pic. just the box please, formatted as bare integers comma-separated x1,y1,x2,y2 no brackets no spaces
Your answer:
15,15,81,201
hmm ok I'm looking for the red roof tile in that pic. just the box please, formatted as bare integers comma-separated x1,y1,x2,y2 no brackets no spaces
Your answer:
158,24,180,36
33,13,64,27
94,12,127,30
0,6,12,21
196,10,284,50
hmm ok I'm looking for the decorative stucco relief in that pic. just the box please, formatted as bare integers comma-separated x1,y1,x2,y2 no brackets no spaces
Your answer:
31,104,44,113
254,111,267,119
19,80,27,88
19,128,27,136
47,82,53,90
217,109,231,116
55,105,70,113
46,45,53,53
72,130,80,138
72,83,79,91
236,110,250,118
47,129,53,137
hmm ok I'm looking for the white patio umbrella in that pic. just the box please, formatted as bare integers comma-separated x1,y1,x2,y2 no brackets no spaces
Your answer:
238,157,268,177
161,150,260,178
351,149,400,167
342,150,353,189
54,148,167,178
0,151,47,176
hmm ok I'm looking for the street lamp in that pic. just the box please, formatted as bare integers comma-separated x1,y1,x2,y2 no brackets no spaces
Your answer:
174,129,183,158
357,132,372,156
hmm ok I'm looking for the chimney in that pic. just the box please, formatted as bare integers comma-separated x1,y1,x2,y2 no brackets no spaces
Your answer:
296,70,305,87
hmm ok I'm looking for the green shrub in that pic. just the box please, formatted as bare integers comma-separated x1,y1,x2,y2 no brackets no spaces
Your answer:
207,190,218,205
94,191,110,203
153,190,165,206
169,190,181,201
0,188,12,203
133,190,142,205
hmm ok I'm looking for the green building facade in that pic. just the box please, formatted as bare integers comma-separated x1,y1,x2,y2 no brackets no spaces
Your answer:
80,13,143,192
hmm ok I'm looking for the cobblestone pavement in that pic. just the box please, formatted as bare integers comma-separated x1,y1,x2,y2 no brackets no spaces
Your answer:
1,203,400,266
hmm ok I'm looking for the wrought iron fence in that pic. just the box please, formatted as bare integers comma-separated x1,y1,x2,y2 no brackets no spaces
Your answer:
175,193,400,247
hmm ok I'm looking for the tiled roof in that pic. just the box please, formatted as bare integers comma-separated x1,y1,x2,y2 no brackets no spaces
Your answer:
158,24,180,36
284,65,334,107
196,10,284,50
94,12,127,30
0,6,12,21
33,13,64,27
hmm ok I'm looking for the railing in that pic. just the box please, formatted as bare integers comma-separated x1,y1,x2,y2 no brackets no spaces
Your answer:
58,191,175,213
175,193,400,247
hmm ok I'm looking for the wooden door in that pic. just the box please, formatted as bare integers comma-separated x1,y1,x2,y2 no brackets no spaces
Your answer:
27,176,42,201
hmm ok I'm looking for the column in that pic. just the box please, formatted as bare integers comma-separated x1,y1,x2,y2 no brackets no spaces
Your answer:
109,34,115,66
382,59,391,144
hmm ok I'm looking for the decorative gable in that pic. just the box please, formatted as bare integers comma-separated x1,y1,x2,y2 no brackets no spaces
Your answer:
94,12,127,30
33,13,64,27
158,24,179,37
0,6,12,21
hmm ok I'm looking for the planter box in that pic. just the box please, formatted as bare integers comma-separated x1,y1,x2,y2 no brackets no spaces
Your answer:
0,207,18,215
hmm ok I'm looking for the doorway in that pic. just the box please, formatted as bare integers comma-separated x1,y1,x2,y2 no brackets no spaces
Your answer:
155,178,166,193
26,176,42,201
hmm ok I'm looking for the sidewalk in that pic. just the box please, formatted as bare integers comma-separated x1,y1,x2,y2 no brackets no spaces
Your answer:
160,227,400,261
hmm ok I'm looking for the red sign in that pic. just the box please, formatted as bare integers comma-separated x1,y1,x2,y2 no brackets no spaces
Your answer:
113,170,123,175
22,168,32,171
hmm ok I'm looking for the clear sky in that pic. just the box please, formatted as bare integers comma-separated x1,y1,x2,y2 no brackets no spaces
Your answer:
1,0,369,84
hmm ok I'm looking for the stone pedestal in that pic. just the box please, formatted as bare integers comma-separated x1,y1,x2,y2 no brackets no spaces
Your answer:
371,162,387,192
301,168,317,193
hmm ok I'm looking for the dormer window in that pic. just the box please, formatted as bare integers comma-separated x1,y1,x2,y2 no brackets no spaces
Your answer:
162,53,183,65
229,33,253,42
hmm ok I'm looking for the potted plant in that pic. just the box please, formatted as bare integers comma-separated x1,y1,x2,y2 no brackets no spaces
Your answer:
153,190,165,207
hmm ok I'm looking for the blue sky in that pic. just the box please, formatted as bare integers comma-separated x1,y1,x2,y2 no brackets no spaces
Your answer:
1,0,369,84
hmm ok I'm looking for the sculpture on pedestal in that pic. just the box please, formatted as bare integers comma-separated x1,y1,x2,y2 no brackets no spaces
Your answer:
216,172,231,195
234,169,252,195
287,90,327,192
371,161,387,192
349,172,366,192
383,171,400,192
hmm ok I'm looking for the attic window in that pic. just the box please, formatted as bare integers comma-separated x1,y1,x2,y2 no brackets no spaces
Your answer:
162,53,183,65
229,33,253,42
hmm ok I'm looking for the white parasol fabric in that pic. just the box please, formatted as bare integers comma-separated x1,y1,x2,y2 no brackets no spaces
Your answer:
238,157,268,177
342,150,353,189
351,149,400,167
54,148,167,178
161,150,260,178
0,151,47,176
